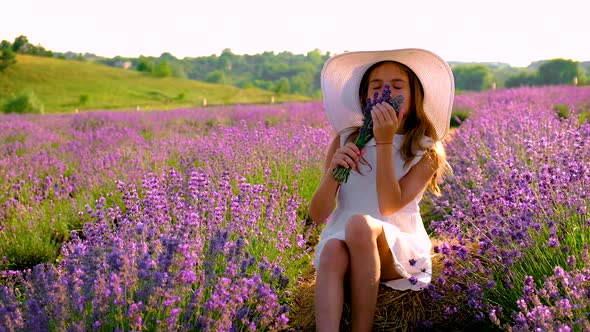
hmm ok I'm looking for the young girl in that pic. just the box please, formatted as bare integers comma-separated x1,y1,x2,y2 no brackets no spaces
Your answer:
309,49,455,331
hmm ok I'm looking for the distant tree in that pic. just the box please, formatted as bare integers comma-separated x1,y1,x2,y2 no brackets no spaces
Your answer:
537,59,579,85
3,91,44,114
159,52,177,61
0,40,11,51
205,70,226,84
219,48,235,71
251,79,274,91
152,60,172,77
453,64,493,91
0,48,17,71
241,81,256,89
306,49,324,66
171,64,187,79
79,94,90,105
505,71,538,88
118,48,332,97
291,74,309,95
28,44,51,57
12,35,30,53
9,36,53,57
489,65,520,88
136,56,153,73
274,77,291,94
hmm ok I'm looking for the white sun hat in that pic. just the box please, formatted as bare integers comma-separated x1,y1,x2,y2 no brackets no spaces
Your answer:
321,48,455,141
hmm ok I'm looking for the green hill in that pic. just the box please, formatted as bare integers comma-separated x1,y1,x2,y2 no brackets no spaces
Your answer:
0,55,310,113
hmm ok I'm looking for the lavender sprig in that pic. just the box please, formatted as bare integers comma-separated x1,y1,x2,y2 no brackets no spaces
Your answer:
332,84,405,183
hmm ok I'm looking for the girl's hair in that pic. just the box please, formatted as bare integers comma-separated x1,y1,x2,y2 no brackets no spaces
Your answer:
347,60,450,196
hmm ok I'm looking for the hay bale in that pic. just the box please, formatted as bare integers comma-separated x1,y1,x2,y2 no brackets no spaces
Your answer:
289,240,476,331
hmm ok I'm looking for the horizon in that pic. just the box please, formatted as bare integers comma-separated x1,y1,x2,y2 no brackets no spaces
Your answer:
1,0,589,68
5,35,588,68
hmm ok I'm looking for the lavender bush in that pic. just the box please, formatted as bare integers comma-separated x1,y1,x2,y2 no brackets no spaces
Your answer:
0,102,328,270
1,168,309,330
0,102,328,330
427,86,590,330
1,86,590,330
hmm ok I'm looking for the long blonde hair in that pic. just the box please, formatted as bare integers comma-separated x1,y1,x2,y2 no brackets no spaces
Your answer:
349,60,450,196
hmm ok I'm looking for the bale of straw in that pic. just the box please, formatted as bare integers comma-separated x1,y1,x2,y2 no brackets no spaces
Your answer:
289,240,476,331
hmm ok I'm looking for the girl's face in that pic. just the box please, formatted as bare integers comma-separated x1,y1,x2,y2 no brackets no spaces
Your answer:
367,62,411,118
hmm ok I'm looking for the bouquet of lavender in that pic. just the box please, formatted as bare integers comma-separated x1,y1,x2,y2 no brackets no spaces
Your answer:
332,84,405,183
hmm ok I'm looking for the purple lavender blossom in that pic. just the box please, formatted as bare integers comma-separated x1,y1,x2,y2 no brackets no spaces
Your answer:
427,85,590,328
332,85,405,183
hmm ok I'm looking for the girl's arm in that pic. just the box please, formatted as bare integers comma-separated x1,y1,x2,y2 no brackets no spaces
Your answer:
370,100,438,216
308,135,341,224
375,146,437,215
308,134,363,224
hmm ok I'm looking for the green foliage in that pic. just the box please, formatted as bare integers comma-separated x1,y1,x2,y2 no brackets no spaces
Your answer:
129,48,331,97
450,108,471,127
0,54,309,113
485,208,590,321
79,94,90,105
136,56,153,72
205,70,226,84
578,111,590,125
578,112,589,124
306,49,325,66
505,71,538,88
12,35,30,53
0,39,11,51
452,64,493,91
152,60,172,77
538,59,579,85
4,34,588,96
274,77,291,94
8,35,52,57
0,48,17,71
553,104,569,119
249,79,274,91
218,48,234,71
3,90,45,114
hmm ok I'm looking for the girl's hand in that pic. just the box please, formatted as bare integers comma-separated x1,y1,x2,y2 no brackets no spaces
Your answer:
329,142,365,172
371,101,400,143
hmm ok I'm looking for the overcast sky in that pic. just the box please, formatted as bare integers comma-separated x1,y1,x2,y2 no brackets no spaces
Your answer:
1,0,588,67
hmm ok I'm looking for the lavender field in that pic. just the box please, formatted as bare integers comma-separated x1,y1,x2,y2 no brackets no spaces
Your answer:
1,86,589,331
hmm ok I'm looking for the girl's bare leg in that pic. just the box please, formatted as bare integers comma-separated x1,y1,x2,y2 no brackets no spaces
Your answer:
315,239,350,332
345,214,400,332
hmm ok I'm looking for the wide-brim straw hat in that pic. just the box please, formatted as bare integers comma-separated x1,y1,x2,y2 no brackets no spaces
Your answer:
321,48,455,141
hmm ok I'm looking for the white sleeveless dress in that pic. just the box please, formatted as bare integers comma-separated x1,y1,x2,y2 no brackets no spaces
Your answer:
313,130,433,291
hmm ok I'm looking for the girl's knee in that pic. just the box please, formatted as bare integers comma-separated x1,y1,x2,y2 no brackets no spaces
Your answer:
318,239,349,274
345,214,379,248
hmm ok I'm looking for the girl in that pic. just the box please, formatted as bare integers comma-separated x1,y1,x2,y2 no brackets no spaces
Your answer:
309,49,455,331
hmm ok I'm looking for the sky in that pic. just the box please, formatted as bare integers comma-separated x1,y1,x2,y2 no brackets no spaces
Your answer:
1,0,589,67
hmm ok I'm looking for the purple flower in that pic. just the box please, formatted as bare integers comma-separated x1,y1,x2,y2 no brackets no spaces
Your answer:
332,87,404,183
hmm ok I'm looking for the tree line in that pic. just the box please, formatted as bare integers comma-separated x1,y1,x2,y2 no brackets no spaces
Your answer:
101,48,331,98
2,35,589,95
451,60,589,91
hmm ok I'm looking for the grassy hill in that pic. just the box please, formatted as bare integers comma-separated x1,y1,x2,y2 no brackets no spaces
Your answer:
0,55,311,113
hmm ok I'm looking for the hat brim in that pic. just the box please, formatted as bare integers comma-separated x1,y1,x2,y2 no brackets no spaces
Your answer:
321,48,455,141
